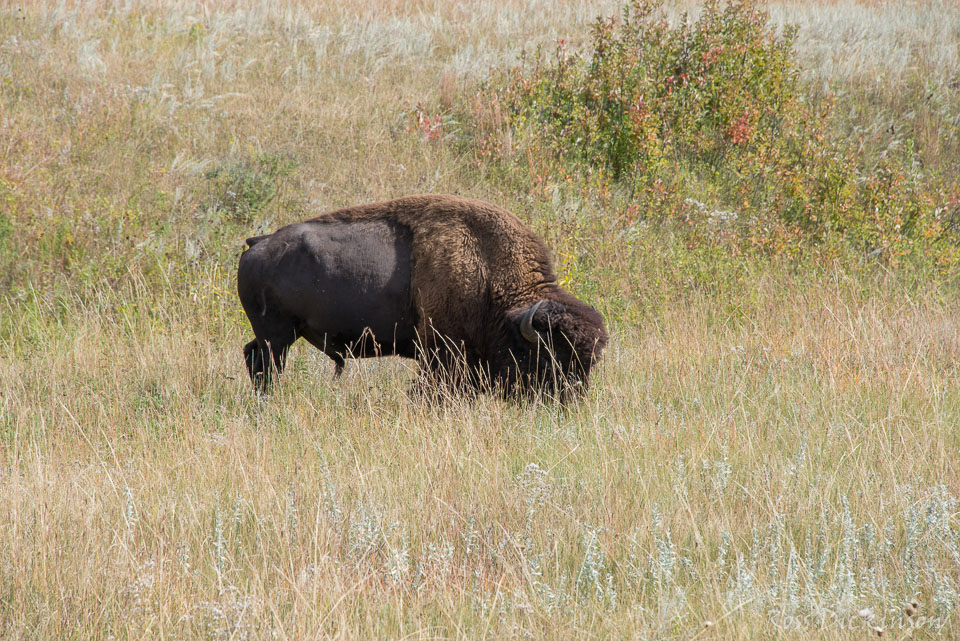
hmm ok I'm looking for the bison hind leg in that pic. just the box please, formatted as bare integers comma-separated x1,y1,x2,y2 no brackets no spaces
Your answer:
244,339,274,393
243,339,266,389
239,287,300,393
243,336,295,393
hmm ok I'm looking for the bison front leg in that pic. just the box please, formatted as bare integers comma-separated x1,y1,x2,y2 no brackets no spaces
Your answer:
413,342,483,401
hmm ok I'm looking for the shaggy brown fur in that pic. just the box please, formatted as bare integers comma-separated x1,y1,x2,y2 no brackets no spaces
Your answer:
238,194,607,399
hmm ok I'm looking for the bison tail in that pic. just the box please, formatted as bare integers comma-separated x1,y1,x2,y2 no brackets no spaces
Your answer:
245,235,269,248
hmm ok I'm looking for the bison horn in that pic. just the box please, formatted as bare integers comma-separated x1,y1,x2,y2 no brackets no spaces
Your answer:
520,300,545,344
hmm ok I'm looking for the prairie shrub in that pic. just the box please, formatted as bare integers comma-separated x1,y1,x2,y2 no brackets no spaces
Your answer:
502,0,799,181
203,153,298,224
473,0,960,265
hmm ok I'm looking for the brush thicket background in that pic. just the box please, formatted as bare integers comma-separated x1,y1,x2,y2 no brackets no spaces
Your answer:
1,1,959,639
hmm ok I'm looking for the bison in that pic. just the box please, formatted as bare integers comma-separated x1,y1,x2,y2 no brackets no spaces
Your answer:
237,194,607,399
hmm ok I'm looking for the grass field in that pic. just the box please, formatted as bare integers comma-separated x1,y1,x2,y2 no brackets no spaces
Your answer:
1,1,959,639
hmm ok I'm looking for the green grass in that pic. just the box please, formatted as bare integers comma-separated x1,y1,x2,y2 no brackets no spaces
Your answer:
1,1,959,639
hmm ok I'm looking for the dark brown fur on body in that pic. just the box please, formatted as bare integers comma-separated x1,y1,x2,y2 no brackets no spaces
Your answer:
237,194,607,399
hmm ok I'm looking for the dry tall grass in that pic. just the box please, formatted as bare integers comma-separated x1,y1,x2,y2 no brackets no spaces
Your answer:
1,1,959,639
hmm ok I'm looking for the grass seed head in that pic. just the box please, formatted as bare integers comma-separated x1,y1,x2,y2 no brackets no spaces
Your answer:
905,598,920,617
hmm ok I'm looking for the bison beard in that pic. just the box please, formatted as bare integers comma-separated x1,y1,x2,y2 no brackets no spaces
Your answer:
237,194,607,400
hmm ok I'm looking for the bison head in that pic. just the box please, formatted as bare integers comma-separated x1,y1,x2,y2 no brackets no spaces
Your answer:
499,293,607,400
